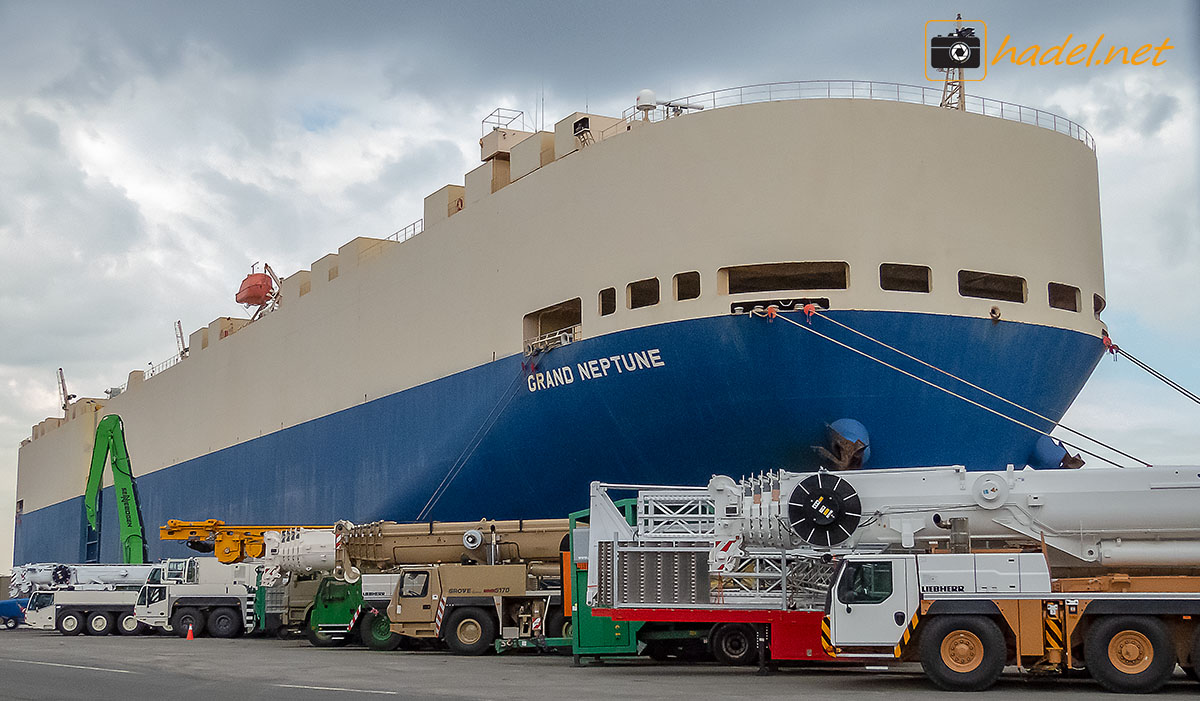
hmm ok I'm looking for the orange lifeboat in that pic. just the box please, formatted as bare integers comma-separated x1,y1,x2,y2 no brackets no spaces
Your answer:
236,272,274,306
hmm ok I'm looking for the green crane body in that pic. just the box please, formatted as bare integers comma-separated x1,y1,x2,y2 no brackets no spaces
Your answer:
85,414,149,564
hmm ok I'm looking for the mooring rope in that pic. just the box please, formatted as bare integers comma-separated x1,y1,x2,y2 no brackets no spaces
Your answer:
805,308,1149,467
754,307,1143,468
1103,334,1200,406
416,365,528,520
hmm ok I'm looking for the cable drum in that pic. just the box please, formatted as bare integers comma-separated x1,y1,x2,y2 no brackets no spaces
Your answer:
787,473,863,546
51,564,72,586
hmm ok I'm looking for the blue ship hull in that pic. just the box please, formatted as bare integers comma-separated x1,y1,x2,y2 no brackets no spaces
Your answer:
14,310,1103,564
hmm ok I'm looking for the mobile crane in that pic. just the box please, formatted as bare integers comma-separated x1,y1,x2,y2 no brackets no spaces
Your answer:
333,518,572,654
587,464,1200,693
157,520,334,639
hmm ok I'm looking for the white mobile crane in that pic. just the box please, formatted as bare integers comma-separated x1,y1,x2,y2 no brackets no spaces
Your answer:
586,464,1200,693
17,563,158,636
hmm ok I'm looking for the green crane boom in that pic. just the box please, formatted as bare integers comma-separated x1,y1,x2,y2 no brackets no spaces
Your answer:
85,414,148,564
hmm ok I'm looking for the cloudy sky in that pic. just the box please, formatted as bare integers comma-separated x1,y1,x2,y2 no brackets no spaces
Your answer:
1,1,1197,573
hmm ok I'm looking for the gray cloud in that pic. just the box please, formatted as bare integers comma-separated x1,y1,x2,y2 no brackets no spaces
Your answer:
1,0,1198,572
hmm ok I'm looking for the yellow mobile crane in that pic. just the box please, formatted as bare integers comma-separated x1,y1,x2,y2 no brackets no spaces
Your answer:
159,519,336,640
159,519,331,564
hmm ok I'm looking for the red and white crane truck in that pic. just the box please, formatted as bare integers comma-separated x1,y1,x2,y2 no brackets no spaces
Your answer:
586,464,1200,692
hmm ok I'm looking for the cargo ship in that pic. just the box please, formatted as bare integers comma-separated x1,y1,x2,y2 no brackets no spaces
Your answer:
14,81,1106,565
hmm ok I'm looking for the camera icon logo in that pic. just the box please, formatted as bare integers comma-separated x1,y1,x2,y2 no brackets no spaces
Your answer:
926,19,988,80
931,32,981,68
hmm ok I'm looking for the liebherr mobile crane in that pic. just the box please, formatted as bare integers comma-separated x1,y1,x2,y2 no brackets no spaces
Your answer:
157,520,335,640
156,516,575,653
587,464,1200,693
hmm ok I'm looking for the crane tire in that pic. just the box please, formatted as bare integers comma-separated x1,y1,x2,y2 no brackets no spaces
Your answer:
207,607,242,638
57,610,84,636
710,623,758,666
919,615,1006,692
360,610,402,651
1085,615,1175,694
544,609,566,638
443,607,496,656
85,611,113,636
304,613,346,648
171,607,205,638
2,617,16,630
116,612,144,635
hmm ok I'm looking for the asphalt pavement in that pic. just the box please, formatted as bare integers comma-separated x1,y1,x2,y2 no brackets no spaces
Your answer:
0,628,1196,700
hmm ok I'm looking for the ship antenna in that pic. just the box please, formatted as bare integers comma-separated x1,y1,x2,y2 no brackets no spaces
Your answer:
939,13,974,111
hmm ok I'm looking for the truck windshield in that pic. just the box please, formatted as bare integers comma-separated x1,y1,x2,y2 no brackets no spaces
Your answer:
28,592,52,610
836,561,893,605
147,568,163,585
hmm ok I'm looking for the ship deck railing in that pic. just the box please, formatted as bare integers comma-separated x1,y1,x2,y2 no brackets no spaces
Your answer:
602,80,1095,152
385,217,424,243
524,325,581,356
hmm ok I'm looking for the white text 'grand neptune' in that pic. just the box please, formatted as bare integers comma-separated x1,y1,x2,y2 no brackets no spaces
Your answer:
527,349,666,392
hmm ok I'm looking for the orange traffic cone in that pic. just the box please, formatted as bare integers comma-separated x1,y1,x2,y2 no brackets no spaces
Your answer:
186,624,194,640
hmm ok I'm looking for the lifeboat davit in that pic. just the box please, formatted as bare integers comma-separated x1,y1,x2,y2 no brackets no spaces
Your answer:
236,273,274,306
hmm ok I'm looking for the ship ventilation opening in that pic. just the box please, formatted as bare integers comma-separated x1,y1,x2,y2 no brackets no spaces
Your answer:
674,271,701,301
1048,282,1081,312
523,298,582,355
599,288,616,316
879,263,931,293
957,270,1026,303
627,278,660,309
1093,293,1106,319
719,262,849,294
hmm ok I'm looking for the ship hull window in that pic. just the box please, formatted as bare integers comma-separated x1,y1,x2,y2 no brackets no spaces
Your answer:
720,262,848,294
1048,283,1081,312
599,288,616,316
627,278,660,309
523,298,582,345
958,270,1026,303
674,272,701,301
879,263,931,293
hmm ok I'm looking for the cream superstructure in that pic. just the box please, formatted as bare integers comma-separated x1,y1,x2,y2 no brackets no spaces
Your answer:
17,82,1105,522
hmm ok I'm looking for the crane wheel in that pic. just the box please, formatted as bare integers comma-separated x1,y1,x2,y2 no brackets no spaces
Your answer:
443,607,496,656
57,611,84,636
207,607,243,638
919,616,1006,691
171,607,205,638
360,610,402,651
710,623,758,666
116,612,144,635
1085,616,1175,694
304,614,347,648
544,609,566,638
2,617,17,630
85,611,113,636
